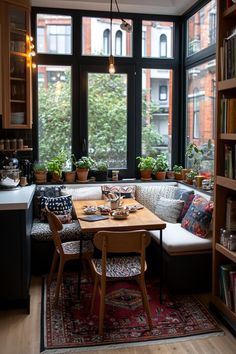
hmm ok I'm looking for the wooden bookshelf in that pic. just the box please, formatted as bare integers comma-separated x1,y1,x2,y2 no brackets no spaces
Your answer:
212,0,236,330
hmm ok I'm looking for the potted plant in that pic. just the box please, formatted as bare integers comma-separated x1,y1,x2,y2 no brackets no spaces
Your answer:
136,156,155,180
63,154,76,183
47,150,67,182
186,170,197,185
185,142,204,174
173,165,183,180
33,161,48,184
73,155,95,182
94,161,109,181
152,154,168,180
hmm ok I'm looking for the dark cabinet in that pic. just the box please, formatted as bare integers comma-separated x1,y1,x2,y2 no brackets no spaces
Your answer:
0,201,33,312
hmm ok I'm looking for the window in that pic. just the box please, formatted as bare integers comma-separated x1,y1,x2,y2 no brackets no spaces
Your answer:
82,17,132,56
187,0,216,57
115,30,122,56
37,65,72,163
193,88,200,139
160,34,167,57
142,69,172,163
142,20,173,58
36,14,72,54
159,85,167,101
103,29,110,55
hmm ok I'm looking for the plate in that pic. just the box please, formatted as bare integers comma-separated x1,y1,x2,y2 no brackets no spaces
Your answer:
112,213,129,219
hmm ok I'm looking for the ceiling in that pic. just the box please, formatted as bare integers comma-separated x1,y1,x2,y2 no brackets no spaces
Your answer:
31,0,199,16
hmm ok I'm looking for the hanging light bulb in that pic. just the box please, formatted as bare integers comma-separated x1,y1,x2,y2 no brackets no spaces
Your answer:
120,19,133,33
108,55,115,75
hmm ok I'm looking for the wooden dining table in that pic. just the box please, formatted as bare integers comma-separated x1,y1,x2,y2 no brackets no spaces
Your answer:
73,198,166,302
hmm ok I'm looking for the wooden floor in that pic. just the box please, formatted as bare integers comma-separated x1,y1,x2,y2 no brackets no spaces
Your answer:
0,276,235,354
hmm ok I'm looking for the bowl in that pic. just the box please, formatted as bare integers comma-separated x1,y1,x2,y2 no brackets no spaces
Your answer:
0,169,20,188
97,205,111,215
83,206,97,215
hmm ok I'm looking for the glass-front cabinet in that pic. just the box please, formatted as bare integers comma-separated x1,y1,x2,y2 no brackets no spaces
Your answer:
1,0,32,129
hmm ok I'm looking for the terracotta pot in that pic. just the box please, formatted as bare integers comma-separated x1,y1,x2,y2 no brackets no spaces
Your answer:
140,169,152,180
34,170,47,184
64,171,76,183
155,171,166,180
174,172,183,180
51,172,62,183
166,171,175,179
182,168,190,181
76,168,89,182
186,178,193,185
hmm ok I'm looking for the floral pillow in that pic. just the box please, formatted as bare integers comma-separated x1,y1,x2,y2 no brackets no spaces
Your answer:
101,185,136,199
177,190,195,222
40,195,73,224
181,194,214,238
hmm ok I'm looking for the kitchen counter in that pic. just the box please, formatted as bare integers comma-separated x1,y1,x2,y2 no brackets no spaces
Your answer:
0,184,36,210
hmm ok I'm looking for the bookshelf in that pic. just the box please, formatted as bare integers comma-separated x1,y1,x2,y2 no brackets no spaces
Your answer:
212,0,236,331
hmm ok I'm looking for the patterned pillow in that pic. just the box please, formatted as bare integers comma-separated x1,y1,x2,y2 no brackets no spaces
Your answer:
154,197,184,223
181,194,214,238
34,185,65,218
101,185,136,199
61,187,102,200
40,195,73,224
176,190,195,222
135,185,177,213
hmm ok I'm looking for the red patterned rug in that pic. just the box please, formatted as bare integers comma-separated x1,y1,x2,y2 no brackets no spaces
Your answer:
41,272,222,352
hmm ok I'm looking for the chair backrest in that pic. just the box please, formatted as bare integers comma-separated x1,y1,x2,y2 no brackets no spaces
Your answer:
94,230,151,276
45,206,64,254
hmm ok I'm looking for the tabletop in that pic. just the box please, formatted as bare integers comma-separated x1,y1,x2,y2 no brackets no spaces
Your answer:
73,198,166,233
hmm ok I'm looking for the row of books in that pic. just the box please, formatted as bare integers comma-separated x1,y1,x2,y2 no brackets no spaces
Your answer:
221,29,236,80
221,97,236,133
226,197,236,231
224,144,236,179
219,264,236,312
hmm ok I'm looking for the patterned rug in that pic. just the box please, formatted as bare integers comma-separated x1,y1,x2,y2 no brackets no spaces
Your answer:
41,272,223,352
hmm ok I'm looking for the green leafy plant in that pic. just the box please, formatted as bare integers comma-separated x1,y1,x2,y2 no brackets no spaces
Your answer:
186,170,197,180
47,150,67,177
152,154,168,173
96,161,108,171
173,164,183,173
73,156,95,170
136,156,155,171
33,161,47,172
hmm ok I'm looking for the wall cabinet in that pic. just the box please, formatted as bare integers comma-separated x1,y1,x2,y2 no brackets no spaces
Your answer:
0,0,32,129
211,0,236,333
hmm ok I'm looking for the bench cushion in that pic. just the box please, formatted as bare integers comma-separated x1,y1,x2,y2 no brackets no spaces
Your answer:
150,222,212,254
61,186,102,200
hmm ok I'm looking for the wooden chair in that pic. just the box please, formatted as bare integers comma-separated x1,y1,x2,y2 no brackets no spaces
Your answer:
46,207,94,304
90,229,153,336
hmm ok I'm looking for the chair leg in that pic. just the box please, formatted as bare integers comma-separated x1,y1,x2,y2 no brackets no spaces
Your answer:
54,258,65,305
137,277,153,330
48,250,59,287
90,275,99,315
98,277,106,337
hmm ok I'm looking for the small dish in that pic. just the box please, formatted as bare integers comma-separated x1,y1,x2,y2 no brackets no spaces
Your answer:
112,212,129,220
128,205,137,213
83,206,97,215
98,205,111,215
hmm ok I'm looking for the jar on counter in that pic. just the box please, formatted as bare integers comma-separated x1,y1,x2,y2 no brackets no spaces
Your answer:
112,170,119,181
17,138,24,149
4,139,10,150
227,234,236,251
10,139,17,150
0,139,4,150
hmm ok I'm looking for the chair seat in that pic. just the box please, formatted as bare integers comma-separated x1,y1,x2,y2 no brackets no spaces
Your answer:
92,256,145,277
60,240,94,255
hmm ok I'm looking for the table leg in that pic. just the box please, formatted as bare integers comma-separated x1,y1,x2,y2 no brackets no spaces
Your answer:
160,229,163,304
78,237,83,299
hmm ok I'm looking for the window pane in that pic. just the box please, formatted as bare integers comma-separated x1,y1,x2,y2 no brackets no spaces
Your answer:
142,69,173,166
36,14,72,54
88,73,127,169
82,17,132,57
37,65,72,163
142,21,173,58
187,0,216,57
186,60,216,175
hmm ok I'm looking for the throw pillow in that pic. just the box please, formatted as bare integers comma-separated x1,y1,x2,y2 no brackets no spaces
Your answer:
181,194,214,238
154,197,184,223
101,185,136,199
135,185,177,213
40,195,73,224
176,190,195,222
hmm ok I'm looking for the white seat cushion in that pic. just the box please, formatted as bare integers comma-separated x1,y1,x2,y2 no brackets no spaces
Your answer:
149,222,212,254
61,186,102,200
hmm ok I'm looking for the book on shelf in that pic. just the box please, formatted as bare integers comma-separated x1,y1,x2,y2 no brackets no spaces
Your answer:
220,264,236,309
224,144,233,178
222,30,236,80
221,97,236,133
230,270,236,312
226,197,236,230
